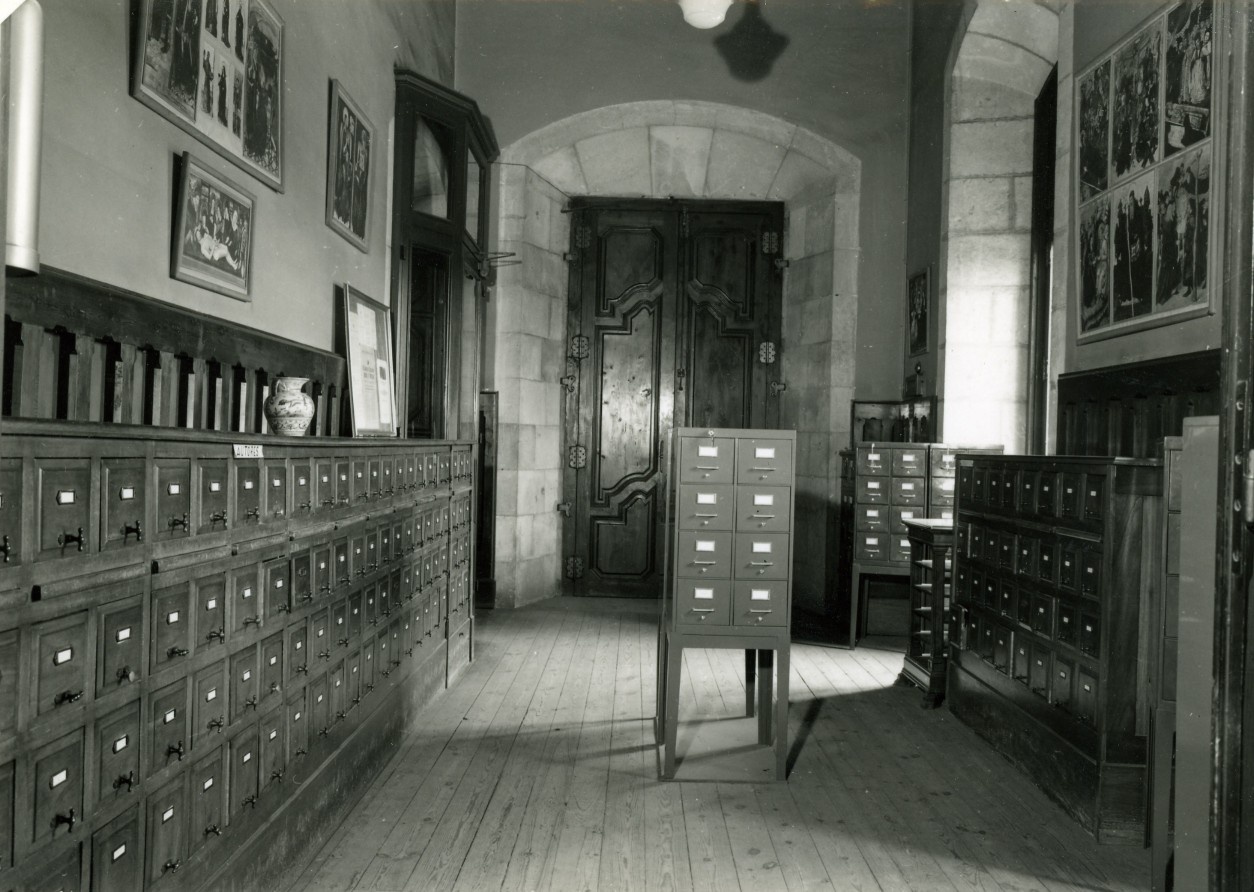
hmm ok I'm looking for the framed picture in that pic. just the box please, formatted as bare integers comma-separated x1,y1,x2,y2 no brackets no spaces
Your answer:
171,152,255,300
133,0,284,191
1074,0,1217,343
342,285,397,437
325,80,374,252
907,268,929,357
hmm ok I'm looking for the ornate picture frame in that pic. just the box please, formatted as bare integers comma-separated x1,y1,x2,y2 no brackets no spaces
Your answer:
133,0,285,191
325,80,374,252
907,267,930,357
342,285,397,437
1073,0,1216,343
171,152,255,300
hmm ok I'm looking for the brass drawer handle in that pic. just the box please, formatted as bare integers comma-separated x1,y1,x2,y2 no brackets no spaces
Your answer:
54,689,84,706
748,608,773,614
748,561,774,567
58,527,85,552
167,646,190,658
167,741,185,761
169,513,189,531
53,808,76,831
112,770,136,792
208,510,228,527
123,520,143,542
0,534,9,562
205,824,222,837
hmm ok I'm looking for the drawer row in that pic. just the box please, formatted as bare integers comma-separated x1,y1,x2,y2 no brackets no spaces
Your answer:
2,535,471,744
853,445,966,478
673,578,789,628
0,447,471,572
959,586,1102,659
674,531,790,581
959,463,1107,528
0,586,464,878
676,436,793,485
957,524,1104,599
675,484,791,533
959,614,1101,729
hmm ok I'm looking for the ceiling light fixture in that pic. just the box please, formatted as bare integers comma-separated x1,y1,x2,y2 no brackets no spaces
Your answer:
679,0,733,29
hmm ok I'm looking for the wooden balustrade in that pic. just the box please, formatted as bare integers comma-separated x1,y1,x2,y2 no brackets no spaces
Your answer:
2,266,345,436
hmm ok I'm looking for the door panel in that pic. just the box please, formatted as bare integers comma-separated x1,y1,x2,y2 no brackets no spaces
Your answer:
563,200,782,598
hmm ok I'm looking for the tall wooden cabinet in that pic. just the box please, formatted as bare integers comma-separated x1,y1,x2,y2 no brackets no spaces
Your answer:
0,421,475,892
657,428,795,780
947,453,1161,844
900,519,954,707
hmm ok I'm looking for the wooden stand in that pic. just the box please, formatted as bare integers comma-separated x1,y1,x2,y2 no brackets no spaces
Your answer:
898,518,954,708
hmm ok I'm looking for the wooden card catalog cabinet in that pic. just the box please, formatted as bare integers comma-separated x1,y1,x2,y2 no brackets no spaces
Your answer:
0,419,477,891
658,428,796,781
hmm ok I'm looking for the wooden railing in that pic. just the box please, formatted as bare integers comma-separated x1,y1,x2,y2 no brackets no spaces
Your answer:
2,266,345,435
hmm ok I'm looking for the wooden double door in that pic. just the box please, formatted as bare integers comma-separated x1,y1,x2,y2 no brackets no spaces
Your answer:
561,199,785,597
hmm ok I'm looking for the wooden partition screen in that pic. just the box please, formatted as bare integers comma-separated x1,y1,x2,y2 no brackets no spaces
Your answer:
2,267,346,436
1055,350,1221,458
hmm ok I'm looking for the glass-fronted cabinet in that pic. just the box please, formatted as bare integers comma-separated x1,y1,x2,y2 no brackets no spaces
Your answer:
391,72,497,442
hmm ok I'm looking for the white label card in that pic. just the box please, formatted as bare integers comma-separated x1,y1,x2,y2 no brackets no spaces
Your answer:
269,729,278,741
753,494,774,506
902,482,916,491
54,648,73,665
168,483,181,495
902,512,915,521
209,481,221,492
243,480,255,490
203,778,214,791
696,493,717,505
206,599,217,610
902,454,916,463
164,709,176,724
294,711,302,721
868,453,880,461
693,588,714,600
867,509,880,518
752,542,772,554
120,487,135,500
50,770,67,788
272,478,282,488
242,588,252,599
113,735,128,753
695,541,716,553
299,477,308,486
167,611,180,624
755,447,776,459
751,589,771,601
868,482,881,490
698,445,719,457
941,480,955,492
112,845,127,862
206,688,217,701
115,627,131,643
243,752,252,763
866,537,879,546
232,444,263,459
269,656,278,666
242,670,251,681
55,490,75,505
162,807,175,823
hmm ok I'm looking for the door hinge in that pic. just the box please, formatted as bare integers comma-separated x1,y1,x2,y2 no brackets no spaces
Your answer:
565,556,585,579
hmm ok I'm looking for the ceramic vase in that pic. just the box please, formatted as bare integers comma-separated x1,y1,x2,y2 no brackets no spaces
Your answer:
264,377,315,436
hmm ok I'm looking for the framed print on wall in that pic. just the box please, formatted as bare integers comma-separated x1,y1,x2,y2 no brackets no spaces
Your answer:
342,285,397,437
171,152,255,300
325,80,374,252
133,0,285,191
907,267,930,356
1073,0,1217,343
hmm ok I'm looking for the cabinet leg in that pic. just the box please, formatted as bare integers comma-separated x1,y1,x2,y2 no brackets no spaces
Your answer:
745,649,756,718
663,640,683,779
655,630,668,743
775,646,789,781
758,649,773,745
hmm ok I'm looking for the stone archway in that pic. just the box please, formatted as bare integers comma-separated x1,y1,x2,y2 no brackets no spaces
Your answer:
489,101,861,611
940,2,1060,452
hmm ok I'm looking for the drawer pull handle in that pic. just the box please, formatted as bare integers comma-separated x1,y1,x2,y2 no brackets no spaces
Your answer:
695,465,720,471
169,513,189,531
116,666,138,684
243,795,258,808
296,664,309,675
243,616,262,627
54,689,84,706
206,628,225,642
167,741,185,761
319,727,330,737
318,650,331,660
322,497,337,506
276,603,291,614
270,769,285,783
748,609,773,614
244,696,258,711
298,501,312,512
750,467,776,472
163,859,183,874
295,748,308,758
123,520,143,542
752,514,776,520
690,608,715,613
749,561,774,567
205,824,222,837
269,681,282,694
693,512,719,518
208,717,224,733
691,560,716,566
58,527,85,552
208,510,228,527
0,534,9,562
53,809,76,832
112,770,136,792
167,646,190,658
244,507,261,521
337,638,350,648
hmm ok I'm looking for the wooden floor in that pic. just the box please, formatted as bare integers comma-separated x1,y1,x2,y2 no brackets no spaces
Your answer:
288,598,1150,892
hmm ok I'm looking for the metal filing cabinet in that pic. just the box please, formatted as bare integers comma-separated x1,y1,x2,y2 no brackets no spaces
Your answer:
657,428,795,780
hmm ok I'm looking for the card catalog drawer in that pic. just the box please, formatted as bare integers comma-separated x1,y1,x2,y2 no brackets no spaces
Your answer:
890,506,922,533
153,581,192,669
91,803,141,892
675,531,732,579
891,447,926,477
146,776,187,884
189,747,225,854
855,504,889,533
854,532,887,561
198,459,229,534
35,458,91,560
96,597,143,695
734,486,791,533
890,477,925,506
148,679,189,777
675,580,730,627
94,701,141,807
101,458,146,551
733,533,788,580
856,475,889,504
31,729,83,850
33,611,89,719
0,459,23,566
677,484,734,530
930,475,956,507
678,437,735,483
736,438,794,484
732,581,787,627
855,446,890,476
192,661,226,748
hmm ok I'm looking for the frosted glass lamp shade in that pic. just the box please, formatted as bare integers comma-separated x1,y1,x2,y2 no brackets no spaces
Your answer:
679,0,733,29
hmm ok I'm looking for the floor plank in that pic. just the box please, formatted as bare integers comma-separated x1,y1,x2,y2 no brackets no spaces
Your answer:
289,597,1151,892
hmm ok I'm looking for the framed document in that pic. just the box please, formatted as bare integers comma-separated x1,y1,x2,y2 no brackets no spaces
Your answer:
342,285,397,437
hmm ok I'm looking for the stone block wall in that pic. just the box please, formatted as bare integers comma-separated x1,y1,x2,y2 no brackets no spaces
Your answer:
491,164,569,608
